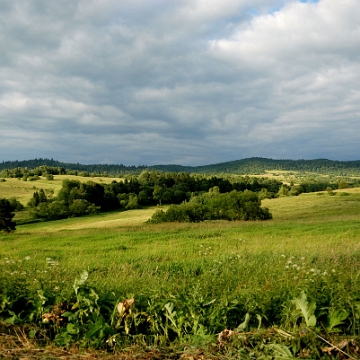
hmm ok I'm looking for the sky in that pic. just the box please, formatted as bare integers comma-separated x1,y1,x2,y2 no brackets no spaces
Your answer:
1,0,359,166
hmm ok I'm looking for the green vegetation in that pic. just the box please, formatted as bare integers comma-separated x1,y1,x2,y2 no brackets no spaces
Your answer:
3,172,283,223
2,157,360,176
2,166,354,227
1,189,360,358
0,198,16,233
149,189,272,223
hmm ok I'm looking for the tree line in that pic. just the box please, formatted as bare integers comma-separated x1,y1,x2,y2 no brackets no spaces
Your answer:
1,168,356,231
25,172,281,221
2,157,360,177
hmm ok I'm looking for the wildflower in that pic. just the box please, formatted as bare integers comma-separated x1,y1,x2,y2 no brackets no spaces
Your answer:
285,265,289,269
25,256,31,261
310,268,315,272
301,257,305,261
281,254,285,258
332,269,336,273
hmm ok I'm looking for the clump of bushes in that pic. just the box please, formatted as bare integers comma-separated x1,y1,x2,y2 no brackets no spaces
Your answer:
148,188,272,223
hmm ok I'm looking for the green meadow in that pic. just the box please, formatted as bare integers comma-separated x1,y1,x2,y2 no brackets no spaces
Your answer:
1,188,360,358
0,174,119,205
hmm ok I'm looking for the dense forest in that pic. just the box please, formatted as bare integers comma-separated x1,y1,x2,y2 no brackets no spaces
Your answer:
1,157,360,176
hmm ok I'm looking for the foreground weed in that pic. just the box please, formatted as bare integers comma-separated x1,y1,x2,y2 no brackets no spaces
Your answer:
0,248,360,357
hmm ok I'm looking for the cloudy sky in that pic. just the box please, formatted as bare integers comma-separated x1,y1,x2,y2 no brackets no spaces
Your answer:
1,0,359,165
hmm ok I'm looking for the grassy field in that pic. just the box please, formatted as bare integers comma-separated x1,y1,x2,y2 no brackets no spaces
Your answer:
1,189,360,358
0,175,120,205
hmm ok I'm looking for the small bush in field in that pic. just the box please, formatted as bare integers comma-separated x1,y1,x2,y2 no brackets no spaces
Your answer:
148,189,272,223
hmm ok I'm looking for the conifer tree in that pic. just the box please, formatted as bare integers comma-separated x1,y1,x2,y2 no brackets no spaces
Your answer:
0,198,16,233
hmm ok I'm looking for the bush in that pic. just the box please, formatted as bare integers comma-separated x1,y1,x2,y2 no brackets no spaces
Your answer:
69,199,100,217
0,198,16,232
31,201,69,220
8,197,24,211
148,190,272,223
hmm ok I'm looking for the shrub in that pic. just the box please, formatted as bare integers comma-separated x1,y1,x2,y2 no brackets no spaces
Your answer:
148,190,272,223
0,198,16,232
8,197,24,211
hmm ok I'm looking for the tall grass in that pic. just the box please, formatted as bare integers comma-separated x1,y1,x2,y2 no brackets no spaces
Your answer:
1,190,360,356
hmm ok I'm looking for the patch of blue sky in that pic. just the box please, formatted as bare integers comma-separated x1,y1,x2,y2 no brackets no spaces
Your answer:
245,1,289,18
246,0,319,18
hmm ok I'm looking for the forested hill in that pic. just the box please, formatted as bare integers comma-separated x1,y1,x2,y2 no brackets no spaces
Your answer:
194,158,360,174
1,157,360,175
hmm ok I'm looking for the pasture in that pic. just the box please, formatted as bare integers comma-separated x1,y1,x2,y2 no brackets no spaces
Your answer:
1,188,360,358
0,175,120,205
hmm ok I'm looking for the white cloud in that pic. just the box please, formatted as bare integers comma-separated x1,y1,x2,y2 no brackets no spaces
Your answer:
211,0,360,73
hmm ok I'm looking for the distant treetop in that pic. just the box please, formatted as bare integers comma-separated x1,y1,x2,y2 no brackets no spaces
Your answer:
1,157,360,176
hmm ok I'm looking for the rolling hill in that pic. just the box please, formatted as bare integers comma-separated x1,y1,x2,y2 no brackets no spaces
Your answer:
1,157,360,175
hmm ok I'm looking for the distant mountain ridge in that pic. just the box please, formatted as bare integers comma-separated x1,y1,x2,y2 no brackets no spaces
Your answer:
1,157,360,175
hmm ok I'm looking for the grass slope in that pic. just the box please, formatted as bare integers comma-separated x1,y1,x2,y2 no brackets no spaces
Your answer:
0,175,120,205
1,189,360,358
1,189,359,294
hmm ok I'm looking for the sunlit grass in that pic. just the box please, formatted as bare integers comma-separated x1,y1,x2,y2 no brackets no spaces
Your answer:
1,189,360,299
0,174,121,205
1,187,360,356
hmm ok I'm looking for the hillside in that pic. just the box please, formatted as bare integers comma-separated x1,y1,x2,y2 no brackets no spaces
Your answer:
1,157,360,175
1,189,360,358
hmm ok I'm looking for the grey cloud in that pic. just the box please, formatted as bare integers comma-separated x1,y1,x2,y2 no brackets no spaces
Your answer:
1,0,360,165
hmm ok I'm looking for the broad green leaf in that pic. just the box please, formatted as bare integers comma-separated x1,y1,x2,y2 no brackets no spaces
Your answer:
326,308,349,332
292,291,316,327
66,323,79,335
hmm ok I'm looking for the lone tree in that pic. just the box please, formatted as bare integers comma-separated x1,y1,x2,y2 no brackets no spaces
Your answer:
0,198,16,233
